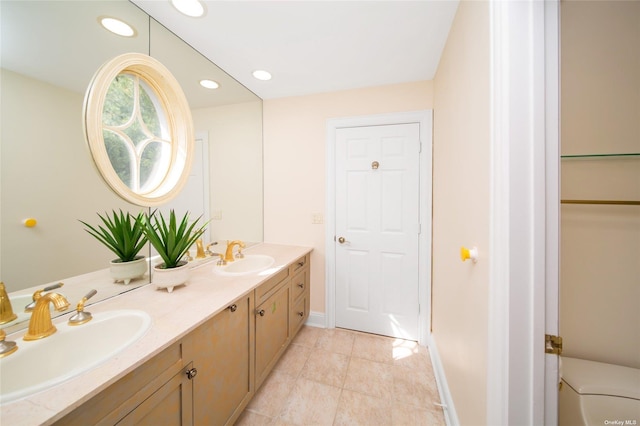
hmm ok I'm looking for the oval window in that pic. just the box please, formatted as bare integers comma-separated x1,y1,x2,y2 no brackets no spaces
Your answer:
84,53,194,206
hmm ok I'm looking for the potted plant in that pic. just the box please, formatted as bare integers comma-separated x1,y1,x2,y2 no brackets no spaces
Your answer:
143,209,208,293
80,210,148,285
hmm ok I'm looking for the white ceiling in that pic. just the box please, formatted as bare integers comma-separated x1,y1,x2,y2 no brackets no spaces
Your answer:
132,0,459,100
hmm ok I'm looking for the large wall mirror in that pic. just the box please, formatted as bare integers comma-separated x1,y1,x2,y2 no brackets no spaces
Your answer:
0,1,263,312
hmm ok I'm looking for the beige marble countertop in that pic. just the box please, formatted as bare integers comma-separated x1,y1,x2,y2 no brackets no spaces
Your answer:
0,243,312,426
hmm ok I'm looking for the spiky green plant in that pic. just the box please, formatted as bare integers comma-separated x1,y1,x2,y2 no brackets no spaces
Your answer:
80,210,148,262
143,210,207,269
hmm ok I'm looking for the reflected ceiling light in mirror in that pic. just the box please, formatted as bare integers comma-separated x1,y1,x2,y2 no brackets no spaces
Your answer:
171,0,205,18
199,79,219,89
252,70,272,81
99,16,136,37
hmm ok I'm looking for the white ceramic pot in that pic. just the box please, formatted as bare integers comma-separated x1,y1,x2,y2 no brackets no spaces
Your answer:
110,256,148,285
152,261,190,293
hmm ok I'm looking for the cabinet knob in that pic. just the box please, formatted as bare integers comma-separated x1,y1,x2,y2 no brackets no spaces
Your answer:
186,368,198,380
297,311,304,317
297,282,304,289
228,304,237,312
258,309,265,317
297,261,305,268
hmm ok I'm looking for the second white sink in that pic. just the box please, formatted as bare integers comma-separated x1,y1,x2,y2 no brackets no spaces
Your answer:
213,254,275,276
0,309,151,405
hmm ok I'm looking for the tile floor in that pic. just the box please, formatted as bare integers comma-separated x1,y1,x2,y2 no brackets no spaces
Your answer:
236,326,446,426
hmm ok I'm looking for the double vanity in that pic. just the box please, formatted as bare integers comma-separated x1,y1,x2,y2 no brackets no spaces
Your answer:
0,243,312,426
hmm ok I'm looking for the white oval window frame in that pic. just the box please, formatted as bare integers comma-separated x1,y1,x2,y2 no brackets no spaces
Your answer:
83,52,194,207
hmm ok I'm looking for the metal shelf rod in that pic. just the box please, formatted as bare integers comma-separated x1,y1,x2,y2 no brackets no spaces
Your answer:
561,199,640,206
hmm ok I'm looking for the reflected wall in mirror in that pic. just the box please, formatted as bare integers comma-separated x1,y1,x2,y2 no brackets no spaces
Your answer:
0,0,263,320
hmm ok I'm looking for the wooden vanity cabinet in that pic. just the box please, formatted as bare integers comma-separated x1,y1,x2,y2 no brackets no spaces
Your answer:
54,341,193,426
254,270,291,389
289,257,310,337
254,253,311,390
183,292,254,426
52,252,311,426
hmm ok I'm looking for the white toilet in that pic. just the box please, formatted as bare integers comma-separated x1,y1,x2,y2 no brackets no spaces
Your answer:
559,357,640,425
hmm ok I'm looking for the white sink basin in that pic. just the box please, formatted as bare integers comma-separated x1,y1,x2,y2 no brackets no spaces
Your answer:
0,309,151,404
213,254,275,276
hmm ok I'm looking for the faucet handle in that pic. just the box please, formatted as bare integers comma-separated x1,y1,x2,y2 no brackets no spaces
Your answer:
25,282,64,312
217,254,227,266
68,289,97,326
236,249,245,259
0,328,18,358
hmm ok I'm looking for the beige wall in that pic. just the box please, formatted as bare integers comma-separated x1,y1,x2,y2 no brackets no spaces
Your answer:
560,0,640,369
191,101,263,243
0,69,135,291
262,80,433,313
432,1,490,424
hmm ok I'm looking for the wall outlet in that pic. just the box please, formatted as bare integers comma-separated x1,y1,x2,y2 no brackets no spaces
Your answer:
212,210,223,220
312,213,324,224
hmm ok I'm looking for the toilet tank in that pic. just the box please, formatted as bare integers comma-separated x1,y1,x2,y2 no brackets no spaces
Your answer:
560,357,640,426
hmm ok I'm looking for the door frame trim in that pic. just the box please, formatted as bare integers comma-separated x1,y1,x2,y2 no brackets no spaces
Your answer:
325,110,433,345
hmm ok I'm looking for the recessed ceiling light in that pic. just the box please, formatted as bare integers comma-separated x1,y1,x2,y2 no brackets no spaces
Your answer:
252,70,272,81
99,16,136,37
200,79,219,89
171,0,205,18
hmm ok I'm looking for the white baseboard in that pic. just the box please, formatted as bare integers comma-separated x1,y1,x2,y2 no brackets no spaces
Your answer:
429,335,459,426
305,311,326,328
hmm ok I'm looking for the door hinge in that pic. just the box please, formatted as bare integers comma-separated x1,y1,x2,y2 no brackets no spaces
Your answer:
545,334,563,355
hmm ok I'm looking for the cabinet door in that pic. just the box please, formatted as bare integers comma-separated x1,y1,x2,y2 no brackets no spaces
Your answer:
255,282,290,388
187,294,254,426
117,363,194,426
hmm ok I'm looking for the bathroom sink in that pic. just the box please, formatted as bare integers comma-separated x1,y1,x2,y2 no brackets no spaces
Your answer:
0,309,151,404
213,254,275,276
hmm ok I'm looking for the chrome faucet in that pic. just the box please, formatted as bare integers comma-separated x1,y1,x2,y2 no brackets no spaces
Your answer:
0,282,17,325
224,240,245,262
23,292,70,341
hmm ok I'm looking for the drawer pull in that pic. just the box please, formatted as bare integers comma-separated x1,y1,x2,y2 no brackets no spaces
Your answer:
297,311,304,317
297,282,304,289
297,261,305,268
186,368,198,380
258,309,265,317
228,304,237,312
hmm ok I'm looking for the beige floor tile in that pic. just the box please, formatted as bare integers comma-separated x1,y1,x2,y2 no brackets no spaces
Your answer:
343,357,394,399
240,327,445,425
392,364,440,409
315,328,355,355
352,333,397,364
247,370,297,418
278,378,342,425
235,409,274,426
274,343,312,377
333,389,393,426
299,348,350,387
292,325,324,348
391,401,446,426
391,339,429,370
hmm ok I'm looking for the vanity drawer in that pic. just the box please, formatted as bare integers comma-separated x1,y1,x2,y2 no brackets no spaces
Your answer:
255,268,289,305
290,268,309,301
289,254,309,275
289,295,308,337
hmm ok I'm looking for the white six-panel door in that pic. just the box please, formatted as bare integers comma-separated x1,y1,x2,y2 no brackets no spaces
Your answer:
335,123,420,340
